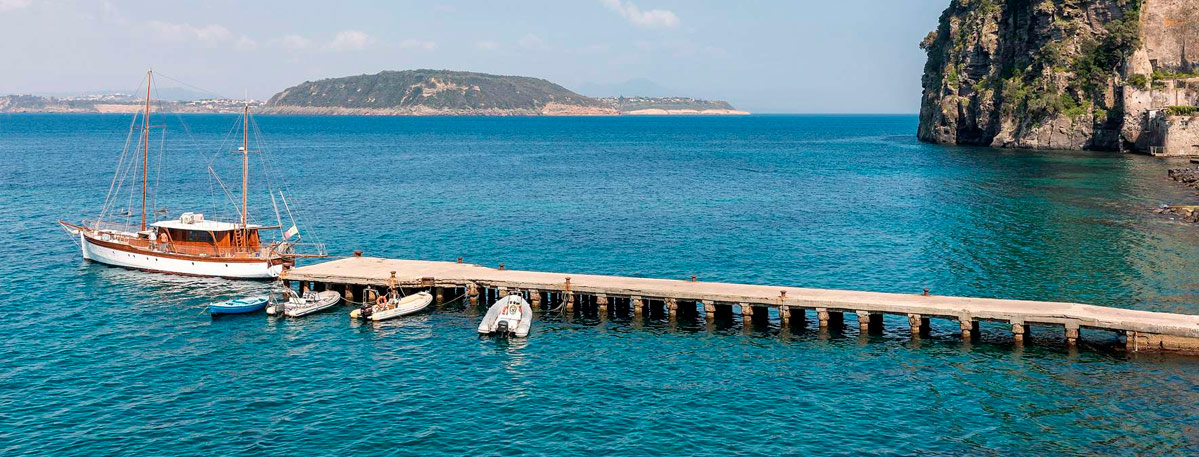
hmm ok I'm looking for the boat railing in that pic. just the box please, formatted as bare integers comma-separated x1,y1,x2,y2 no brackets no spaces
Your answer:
156,243,278,259
82,219,142,234
274,241,329,258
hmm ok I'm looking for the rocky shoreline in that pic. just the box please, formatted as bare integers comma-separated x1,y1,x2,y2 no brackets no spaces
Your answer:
1158,166,1199,221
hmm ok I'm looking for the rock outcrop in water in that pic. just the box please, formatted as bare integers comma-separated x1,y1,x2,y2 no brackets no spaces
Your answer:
918,0,1199,153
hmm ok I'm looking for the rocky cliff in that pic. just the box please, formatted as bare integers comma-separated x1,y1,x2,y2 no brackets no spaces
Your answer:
918,0,1199,152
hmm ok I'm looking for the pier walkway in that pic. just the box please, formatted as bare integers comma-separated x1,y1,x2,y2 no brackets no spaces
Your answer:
282,256,1199,354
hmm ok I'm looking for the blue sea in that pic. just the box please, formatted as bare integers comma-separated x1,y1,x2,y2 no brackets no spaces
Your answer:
3,114,1199,455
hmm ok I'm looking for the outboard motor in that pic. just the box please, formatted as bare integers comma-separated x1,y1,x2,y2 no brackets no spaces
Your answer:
496,320,510,336
359,305,373,319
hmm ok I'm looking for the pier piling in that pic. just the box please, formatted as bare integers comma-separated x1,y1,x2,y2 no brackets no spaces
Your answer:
959,317,979,340
1012,322,1026,343
908,314,930,336
856,311,874,333
1065,322,1080,346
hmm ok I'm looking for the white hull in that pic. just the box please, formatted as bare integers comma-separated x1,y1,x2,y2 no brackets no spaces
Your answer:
80,233,282,279
364,292,433,321
478,295,533,337
267,290,341,317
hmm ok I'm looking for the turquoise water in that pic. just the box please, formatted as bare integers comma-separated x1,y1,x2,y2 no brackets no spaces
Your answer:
3,114,1199,455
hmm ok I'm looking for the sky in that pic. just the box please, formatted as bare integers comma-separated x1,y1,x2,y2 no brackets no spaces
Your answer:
0,0,949,113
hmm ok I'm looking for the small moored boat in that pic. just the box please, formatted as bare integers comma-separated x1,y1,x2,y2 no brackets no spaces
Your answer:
351,291,433,321
208,295,269,314
267,289,341,317
478,293,532,337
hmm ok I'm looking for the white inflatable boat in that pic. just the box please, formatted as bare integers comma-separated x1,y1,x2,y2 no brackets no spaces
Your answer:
351,291,433,321
478,293,532,337
267,289,342,318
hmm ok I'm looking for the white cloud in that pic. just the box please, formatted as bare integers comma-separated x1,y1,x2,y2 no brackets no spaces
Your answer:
324,30,374,51
234,36,258,51
518,33,546,50
277,34,311,50
399,39,436,51
476,40,500,51
149,21,235,47
0,0,32,12
600,0,679,29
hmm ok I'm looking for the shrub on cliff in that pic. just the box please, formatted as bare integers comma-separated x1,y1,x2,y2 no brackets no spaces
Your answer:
1167,105,1198,116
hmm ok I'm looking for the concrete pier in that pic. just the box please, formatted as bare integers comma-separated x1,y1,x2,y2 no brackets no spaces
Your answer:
282,257,1199,355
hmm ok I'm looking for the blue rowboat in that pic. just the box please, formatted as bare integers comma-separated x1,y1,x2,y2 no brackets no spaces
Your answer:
208,296,269,314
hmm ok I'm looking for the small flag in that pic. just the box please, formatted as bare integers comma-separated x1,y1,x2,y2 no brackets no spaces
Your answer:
284,225,299,240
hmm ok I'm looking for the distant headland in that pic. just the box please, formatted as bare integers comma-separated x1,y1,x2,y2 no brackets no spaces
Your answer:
0,69,748,116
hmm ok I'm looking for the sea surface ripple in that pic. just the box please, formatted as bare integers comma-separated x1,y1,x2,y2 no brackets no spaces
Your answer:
2,114,1199,456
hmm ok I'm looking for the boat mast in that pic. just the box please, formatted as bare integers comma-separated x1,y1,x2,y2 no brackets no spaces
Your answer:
141,69,152,232
241,101,249,228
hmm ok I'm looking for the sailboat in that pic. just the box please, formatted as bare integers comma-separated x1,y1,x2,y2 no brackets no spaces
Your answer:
58,69,325,279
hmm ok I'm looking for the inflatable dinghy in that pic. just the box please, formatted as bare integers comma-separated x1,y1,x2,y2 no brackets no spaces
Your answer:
478,293,532,337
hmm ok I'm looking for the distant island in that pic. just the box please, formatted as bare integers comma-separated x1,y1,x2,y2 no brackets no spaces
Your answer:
597,96,747,115
263,70,747,116
0,69,746,116
0,94,261,114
